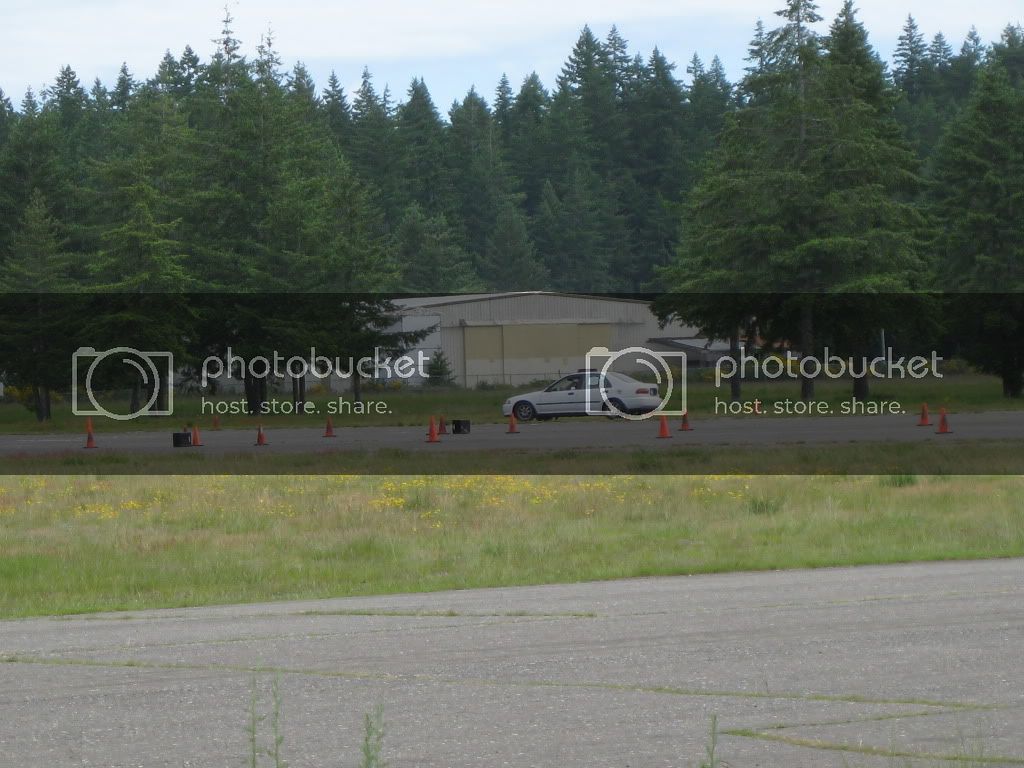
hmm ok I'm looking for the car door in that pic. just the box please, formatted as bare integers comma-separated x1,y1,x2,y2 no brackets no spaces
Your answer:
538,374,586,415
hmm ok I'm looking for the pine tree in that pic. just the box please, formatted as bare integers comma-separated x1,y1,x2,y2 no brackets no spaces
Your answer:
533,165,617,292
625,49,689,283
152,51,183,94
743,20,773,100
447,88,511,268
395,204,481,292
684,53,733,188
817,0,928,396
928,33,954,69
322,71,352,146
992,24,1024,83
932,62,1024,291
482,202,548,290
349,69,401,230
668,1,923,401
396,79,451,216
894,15,928,99
89,156,189,291
111,63,136,111
0,190,76,421
287,62,319,108
0,89,59,260
931,61,1024,397
493,74,514,146
203,8,246,99
0,88,12,148
0,88,14,236
179,46,202,93
1,190,73,291
825,0,887,106
45,66,87,129
948,28,985,102
554,26,625,178
604,26,637,99
504,73,550,216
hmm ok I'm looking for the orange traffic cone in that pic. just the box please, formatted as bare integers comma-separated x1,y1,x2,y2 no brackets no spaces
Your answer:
84,417,97,449
324,416,336,438
212,414,222,431
255,426,268,447
426,417,441,444
191,424,203,447
918,403,932,427
937,408,953,435
657,415,673,439
507,413,520,435
439,417,449,435
679,412,693,432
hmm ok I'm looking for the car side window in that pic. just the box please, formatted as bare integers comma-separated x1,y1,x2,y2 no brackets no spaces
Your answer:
585,374,603,389
546,376,570,392
548,375,583,392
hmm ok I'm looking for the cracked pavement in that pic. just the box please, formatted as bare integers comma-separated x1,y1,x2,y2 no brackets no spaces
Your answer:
1,559,1023,767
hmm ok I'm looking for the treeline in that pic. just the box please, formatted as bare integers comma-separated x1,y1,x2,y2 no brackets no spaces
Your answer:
659,1,1024,399
0,12,734,293
0,2,1022,402
1,5,1011,295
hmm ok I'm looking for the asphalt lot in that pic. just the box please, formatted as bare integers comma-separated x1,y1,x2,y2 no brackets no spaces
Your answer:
1,409,1023,456
1,559,1022,767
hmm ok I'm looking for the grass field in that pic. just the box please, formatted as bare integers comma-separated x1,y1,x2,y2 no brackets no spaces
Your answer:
1,373,1021,434
3,439,1024,476
1,473,1022,619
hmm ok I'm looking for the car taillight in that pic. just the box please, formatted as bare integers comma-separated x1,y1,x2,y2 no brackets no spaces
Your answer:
637,388,657,396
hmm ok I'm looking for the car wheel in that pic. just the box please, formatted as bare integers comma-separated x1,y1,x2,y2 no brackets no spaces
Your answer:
603,398,628,419
513,401,537,422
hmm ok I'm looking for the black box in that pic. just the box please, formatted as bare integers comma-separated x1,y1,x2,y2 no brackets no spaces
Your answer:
452,420,471,435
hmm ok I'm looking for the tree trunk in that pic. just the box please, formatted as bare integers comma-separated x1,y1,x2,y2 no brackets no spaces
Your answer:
33,384,45,423
130,378,142,416
853,374,869,401
1004,368,1023,399
154,372,169,414
852,336,870,401
800,301,815,401
43,387,52,420
729,329,742,402
243,376,259,415
353,374,363,404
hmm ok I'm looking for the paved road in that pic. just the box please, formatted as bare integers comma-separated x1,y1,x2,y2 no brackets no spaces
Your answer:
2,560,1022,767
1,410,1023,456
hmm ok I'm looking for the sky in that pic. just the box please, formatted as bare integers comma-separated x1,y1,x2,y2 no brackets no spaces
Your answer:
2,1,1021,111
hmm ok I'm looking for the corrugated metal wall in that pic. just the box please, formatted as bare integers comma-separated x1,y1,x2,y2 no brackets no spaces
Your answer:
403,294,696,387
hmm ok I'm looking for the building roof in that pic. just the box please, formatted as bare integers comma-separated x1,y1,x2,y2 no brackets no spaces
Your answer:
395,292,656,309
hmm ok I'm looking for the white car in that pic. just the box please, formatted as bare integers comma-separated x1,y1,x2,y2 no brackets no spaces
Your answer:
502,371,663,421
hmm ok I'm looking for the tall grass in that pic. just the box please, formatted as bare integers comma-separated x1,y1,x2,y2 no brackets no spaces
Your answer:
0,474,1022,618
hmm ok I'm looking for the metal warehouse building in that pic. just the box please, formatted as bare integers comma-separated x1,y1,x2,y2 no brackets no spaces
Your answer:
396,292,698,387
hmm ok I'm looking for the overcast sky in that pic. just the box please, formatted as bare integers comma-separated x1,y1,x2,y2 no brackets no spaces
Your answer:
2,1,1020,110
